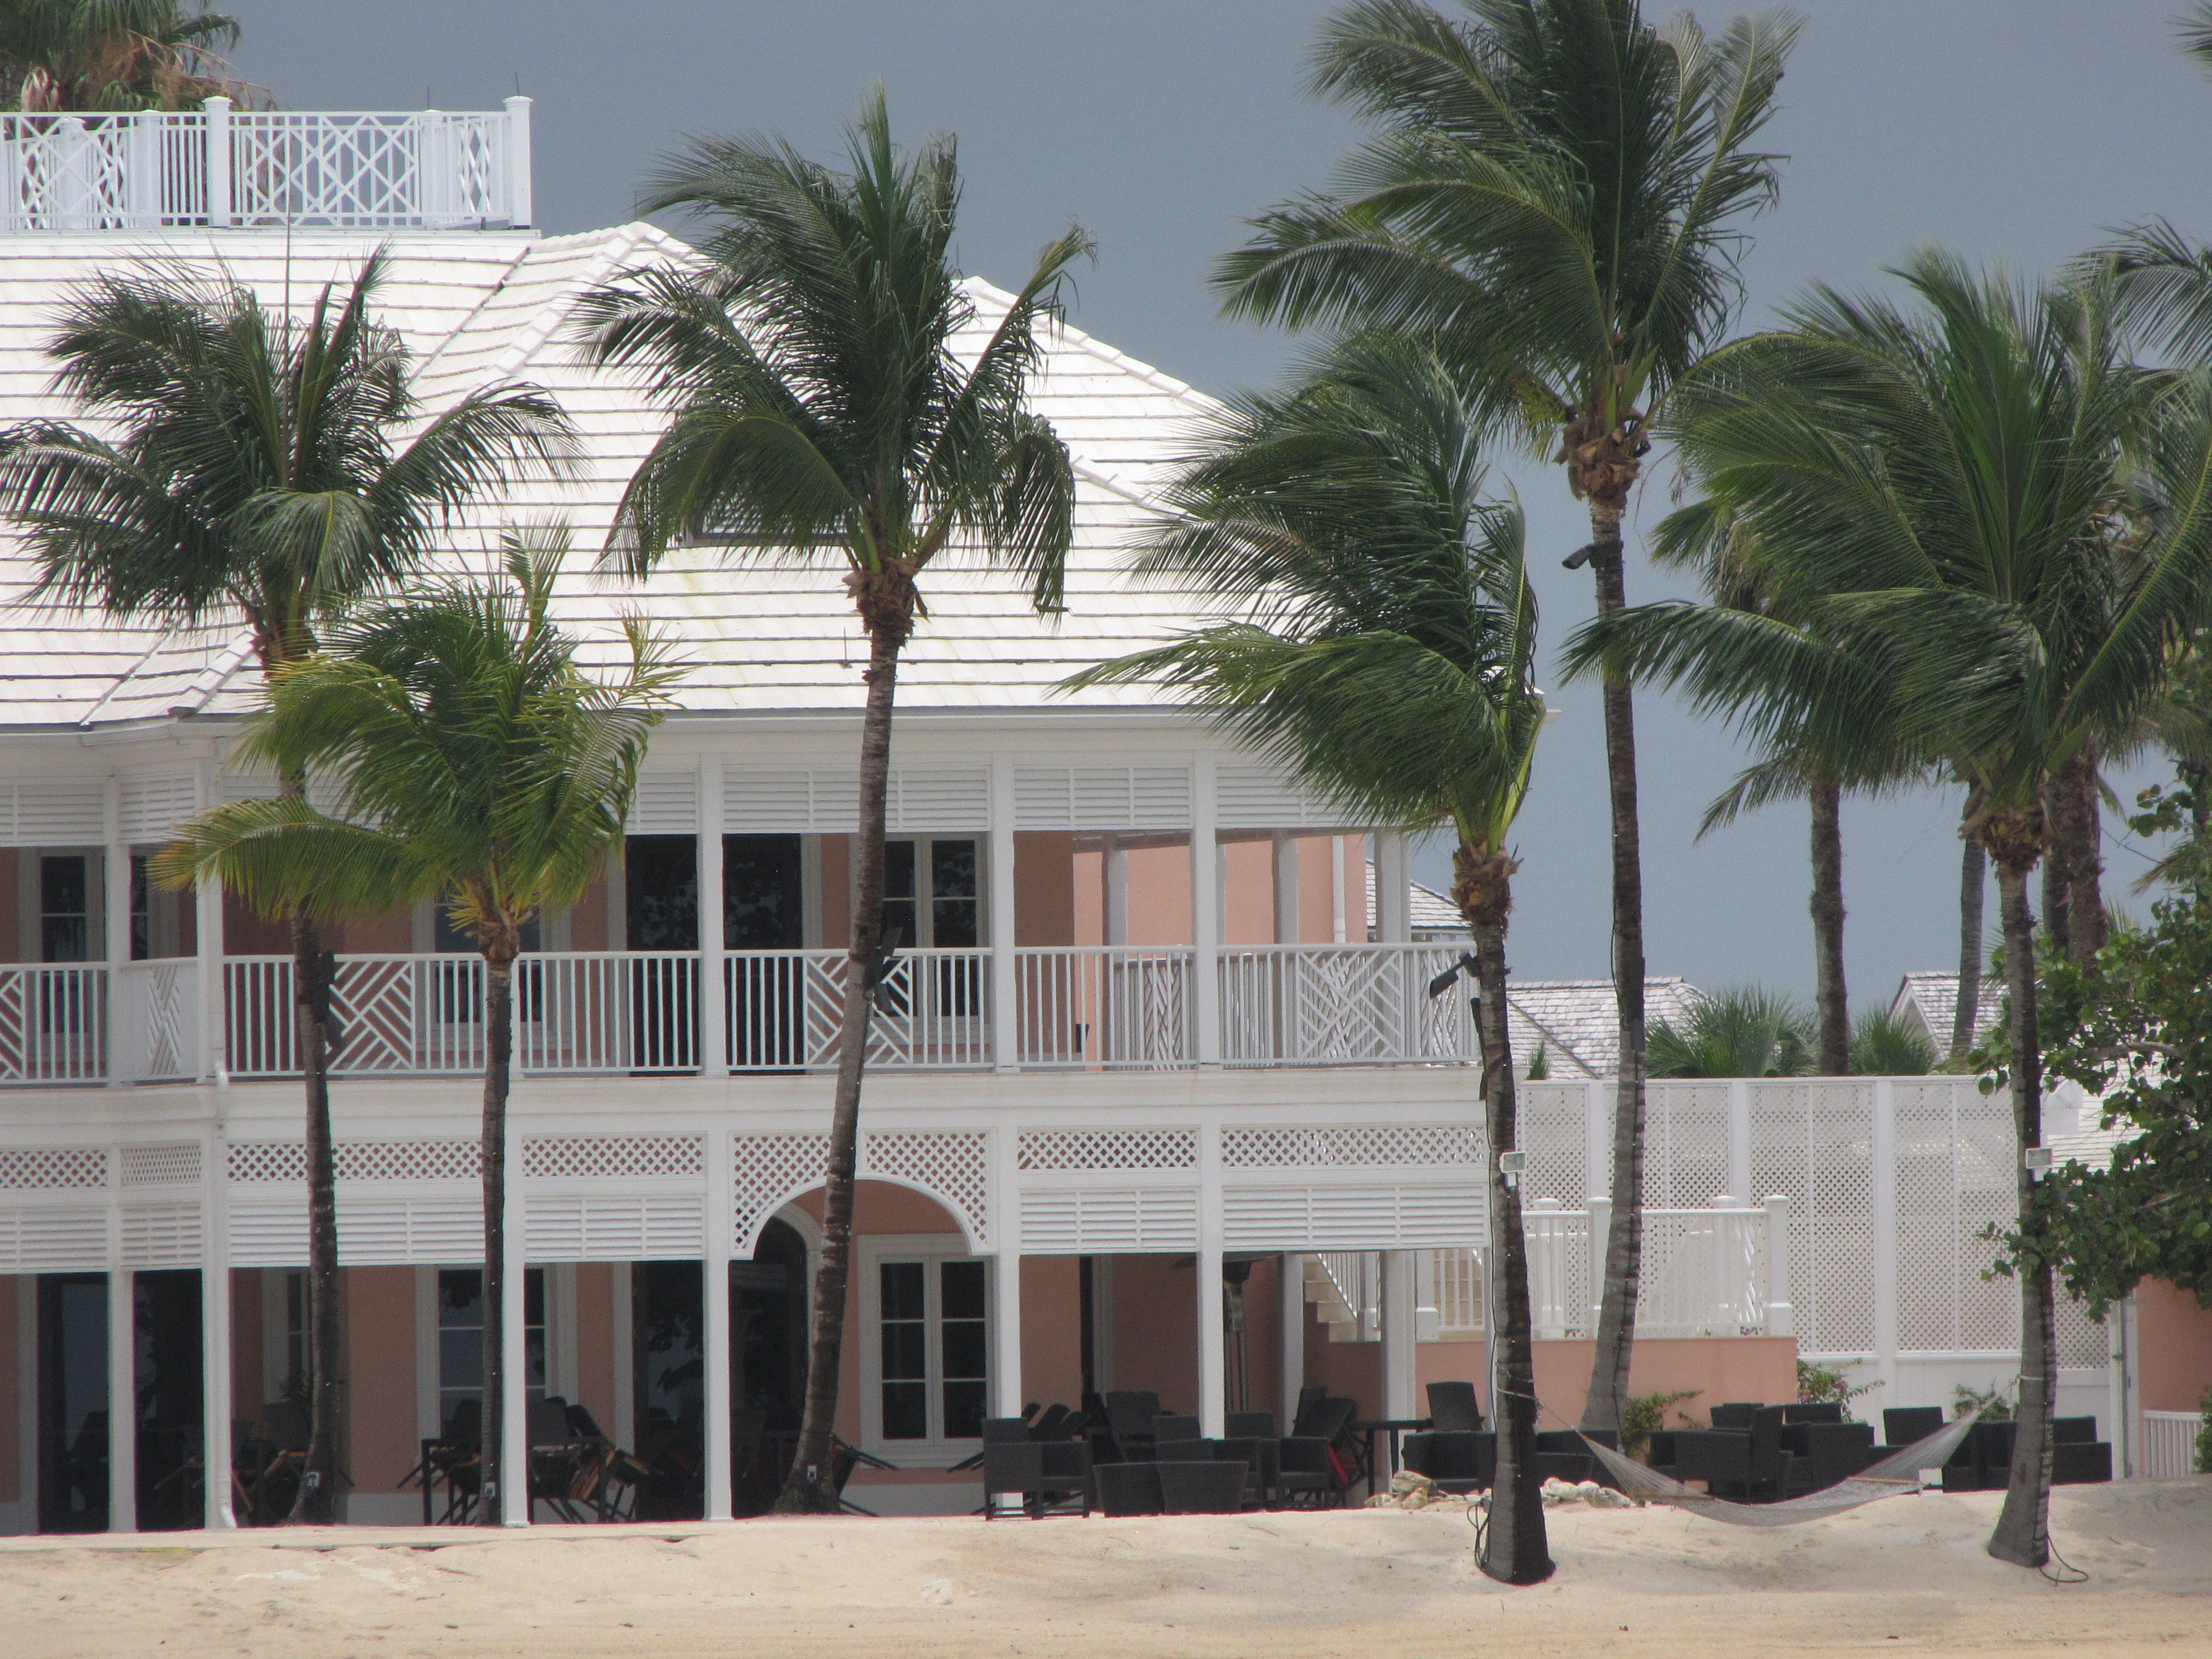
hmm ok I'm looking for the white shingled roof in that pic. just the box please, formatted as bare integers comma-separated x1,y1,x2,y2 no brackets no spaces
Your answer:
0,224,1231,731
1506,977,1704,1080
1891,971,2004,1051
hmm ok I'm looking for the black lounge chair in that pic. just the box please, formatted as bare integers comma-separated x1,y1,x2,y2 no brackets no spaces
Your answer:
1225,1411,1276,1439
1278,1395,1356,1508
1882,1406,1943,1448
1158,1458,1246,1514
1402,1430,1493,1494
1426,1380,1484,1433
982,1438,1093,1518
1095,1461,1162,1515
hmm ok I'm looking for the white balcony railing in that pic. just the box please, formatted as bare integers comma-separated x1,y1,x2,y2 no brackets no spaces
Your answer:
0,963,105,1082
0,98,532,232
1012,947,1193,1068
1219,943,1476,1066
723,948,993,1071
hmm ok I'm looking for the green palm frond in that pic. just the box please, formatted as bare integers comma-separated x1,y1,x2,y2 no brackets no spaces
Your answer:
1648,984,1814,1078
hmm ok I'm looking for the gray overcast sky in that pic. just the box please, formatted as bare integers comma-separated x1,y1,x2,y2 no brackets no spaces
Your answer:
230,1,2212,1008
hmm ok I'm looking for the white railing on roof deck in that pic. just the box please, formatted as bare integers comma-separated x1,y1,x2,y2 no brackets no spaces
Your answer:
722,948,993,1071
2141,1411,2200,1479
1218,943,1477,1067
1012,946,1193,1069
0,964,105,1082
0,98,532,232
224,951,704,1078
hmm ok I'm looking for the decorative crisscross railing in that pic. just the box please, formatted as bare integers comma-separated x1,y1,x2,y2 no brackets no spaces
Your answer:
0,98,532,232
1218,943,1478,1066
1011,946,1193,1069
723,948,992,1071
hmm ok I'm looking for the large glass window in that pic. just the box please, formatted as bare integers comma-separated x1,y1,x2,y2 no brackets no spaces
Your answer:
40,854,89,963
881,838,979,949
437,1267,546,1438
869,1248,988,1452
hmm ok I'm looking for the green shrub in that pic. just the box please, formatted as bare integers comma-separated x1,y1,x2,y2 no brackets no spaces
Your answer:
2197,1383,2212,1476
1648,986,1815,1078
1797,1359,1877,1421
1848,1007,1937,1076
1953,1382,2013,1420
1525,1041,1549,1081
1621,1389,1701,1460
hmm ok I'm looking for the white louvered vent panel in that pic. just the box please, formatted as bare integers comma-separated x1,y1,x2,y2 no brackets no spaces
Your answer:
0,1207,110,1272
119,774,199,842
227,1201,308,1267
220,770,278,804
1215,765,1341,830
121,1203,202,1267
523,1135,703,1180
337,1198,481,1265
1013,764,1191,830
1019,1186,1198,1253
527,1193,706,1261
528,1195,584,1261
627,771,699,834
0,1147,107,1188
119,1142,201,1187
1222,1184,1484,1252
723,770,817,833
887,768,989,832
1017,1130,1196,1171
0,780,107,845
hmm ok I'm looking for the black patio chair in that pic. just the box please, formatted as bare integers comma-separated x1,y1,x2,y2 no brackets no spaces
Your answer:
1781,1401,1844,1425
1401,1430,1493,1495
1158,1458,1247,1514
2053,1439,2113,1483
1783,1421,1875,1492
1288,1385,1329,1438
982,1438,1093,1518
1278,1395,1356,1508
1692,1406,1793,1501
1225,1410,1276,1439
1104,1392,1162,1461
1708,1401,1763,1430
1882,1406,1944,1448
1153,1413,1201,1444
1535,1428,1616,1487
1095,1461,1162,1516
1030,1403,1073,1442
1215,1435,1279,1507
527,1396,595,1523
2053,1415,2097,1444
1426,1380,1484,1433
953,1415,1033,1473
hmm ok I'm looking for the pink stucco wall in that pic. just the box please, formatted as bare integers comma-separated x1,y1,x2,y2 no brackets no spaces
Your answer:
342,1267,419,1506
572,1263,619,1443
2137,1278,2212,1413
230,1269,263,1421
1529,1336,1799,1427
1110,1255,1199,1411
1013,833,1074,947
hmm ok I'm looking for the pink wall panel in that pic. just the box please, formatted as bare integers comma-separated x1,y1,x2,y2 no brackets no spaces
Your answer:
1013,833,1075,947
1222,840,1273,946
342,1266,420,1503
1124,845,1192,947
1072,847,1103,946
1019,1255,1084,1410
1108,1255,1200,1413
2136,1278,2212,1413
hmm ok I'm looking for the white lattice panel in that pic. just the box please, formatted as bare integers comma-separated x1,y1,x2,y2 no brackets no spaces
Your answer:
337,1198,482,1265
2053,1291,2107,1369
1013,763,1191,829
1222,1184,1483,1250
1750,1081,1876,1355
1020,1187,1198,1252
0,1147,107,1188
119,773,198,841
523,1135,704,1180
1889,1079,2019,1355
0,1207,109,1271
1016,1130,1196,1171
121,1203,202,1268
1219,1125,1481,1169
119,1143,201,1186
229,1142,306,1183
1516,1082,1589,1205
526,1193,705,1261
863,1130,991,1247
627,770,699,833
1646,1081,1734,1209
732,1132,829,1254
341,1141,479,1182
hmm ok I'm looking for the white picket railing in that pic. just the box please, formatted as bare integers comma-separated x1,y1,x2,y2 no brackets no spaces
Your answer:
1218,943,1477,1066
1012,947,1193,1068
2142,1410,2202,1479
0,99,531,232
225,951,704,1078
723,948,993,1071
0,964,105,1082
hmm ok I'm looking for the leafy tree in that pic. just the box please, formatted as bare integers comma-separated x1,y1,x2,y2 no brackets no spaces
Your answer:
0,254,574,1520
0,1,261,110
1601,250,2212,1566
1070,337,1555,1584
1210,0,1798,1434
1646,984,1812,1078
158,533,682,1525
1849,1007,1936,1077
575,89,1086,1512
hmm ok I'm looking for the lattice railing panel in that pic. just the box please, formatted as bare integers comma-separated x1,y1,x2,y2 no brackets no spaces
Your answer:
1750,1081,1876,1355
1013,949,1193,1069
1016,1130,1196,1171
1647,1081,1734,1210
732,1132,829,1252
0,1145,107,1188
0,964,106,1081
1517,1081,1589,1205
1219,1124,1481,1169
863,1130,991,1244
1218,947,1476,1066
523,1135,705,1180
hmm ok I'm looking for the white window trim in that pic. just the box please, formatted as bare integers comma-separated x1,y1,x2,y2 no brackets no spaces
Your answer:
857,1232,990,1467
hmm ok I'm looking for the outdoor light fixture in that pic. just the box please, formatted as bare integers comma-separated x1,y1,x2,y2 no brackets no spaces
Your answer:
1499,1150,1526,1190
2024,1147,2054,1181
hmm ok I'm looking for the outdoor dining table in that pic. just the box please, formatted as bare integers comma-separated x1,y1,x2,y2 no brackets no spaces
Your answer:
1353,1417,1432,1494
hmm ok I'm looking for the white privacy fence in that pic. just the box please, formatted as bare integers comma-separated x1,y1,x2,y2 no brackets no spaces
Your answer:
0,99,532,231
2141,1412,2201,1479
1520,1196,1789,1339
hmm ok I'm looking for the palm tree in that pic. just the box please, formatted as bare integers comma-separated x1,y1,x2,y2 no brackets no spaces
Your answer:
573,88,1087,1512
0,1,261,110
1646,985,1812,1078
1068,338,1554,1584
1210,0,1798,1433
0,255,575,1520
156,532,682,1526
1848,1007,1936,1077
1601,250,2212,1566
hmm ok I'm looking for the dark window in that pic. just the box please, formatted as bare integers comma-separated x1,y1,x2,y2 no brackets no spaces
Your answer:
939,1259,988,1441
723,834,803,949
930,842,979,949
433,907,540,954
437,1267,546,1438
882,839,917,953
40,854,89,963
625,836,699,950
879,1261,929,1441
874,1254,988,1445
129,856,149,962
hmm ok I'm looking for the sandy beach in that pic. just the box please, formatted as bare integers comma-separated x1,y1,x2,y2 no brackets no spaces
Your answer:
2,1480,2207,1659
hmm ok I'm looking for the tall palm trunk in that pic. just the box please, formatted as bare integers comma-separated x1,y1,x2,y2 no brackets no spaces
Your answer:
478,945,516,1525
2053,742,2105,967
1583,504,1647,1435
2040,776,2071,962
1952,824,1986,1063
1458,844,1550,1586
287,910,342,1524
1808,775,1848,1074
782,589,908,1512
1986,827,2055,1569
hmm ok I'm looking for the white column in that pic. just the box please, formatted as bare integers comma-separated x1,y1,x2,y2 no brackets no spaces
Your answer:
1102,835,1128,947
104,777,130,1088
1585,1079,1610,1204
1271,832,1299,943
702,1130,734,1521
202,1135,235,1529
698,762,727,1078
194,759,224,1084
1585,1195,1612,1334
1380,1250,1416,1423
610,1264,635,1450
1871,1079,1898,1405
1191,757,1221,1067
203,96,232,227
988,756,1019,1071
1374,830,1411,943
500,1121,528,1525
107,1264,135,1532
992,1124,1024,1418
1763,1195,1794,1338
503,95,533,227
1278,1253,1304,1432
1196,1122,1225,1435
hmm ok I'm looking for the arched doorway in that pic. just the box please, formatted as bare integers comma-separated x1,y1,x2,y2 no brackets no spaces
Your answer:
730,1216,809,1513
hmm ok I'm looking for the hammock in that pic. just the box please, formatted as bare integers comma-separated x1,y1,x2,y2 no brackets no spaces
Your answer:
1575,1413,1980,1527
